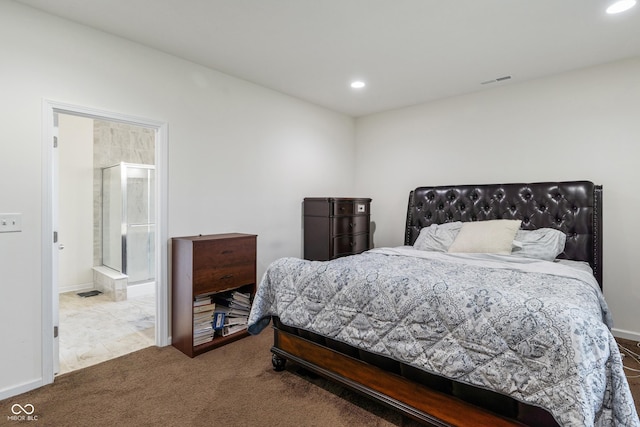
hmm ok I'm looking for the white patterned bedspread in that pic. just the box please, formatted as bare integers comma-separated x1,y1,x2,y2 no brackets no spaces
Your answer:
248,248,639,426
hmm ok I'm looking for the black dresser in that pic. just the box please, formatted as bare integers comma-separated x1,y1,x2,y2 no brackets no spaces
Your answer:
303,197,372,261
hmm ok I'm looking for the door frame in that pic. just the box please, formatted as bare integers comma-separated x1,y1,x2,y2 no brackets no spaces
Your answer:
41,99,169,384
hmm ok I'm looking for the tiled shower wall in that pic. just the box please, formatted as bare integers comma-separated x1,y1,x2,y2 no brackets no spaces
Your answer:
93,120,155,267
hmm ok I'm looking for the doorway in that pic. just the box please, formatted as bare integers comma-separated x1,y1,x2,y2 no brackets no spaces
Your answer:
41,101,169,383
57,114,155,373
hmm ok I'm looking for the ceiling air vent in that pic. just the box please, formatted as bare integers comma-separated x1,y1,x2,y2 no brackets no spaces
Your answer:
481,75,512,85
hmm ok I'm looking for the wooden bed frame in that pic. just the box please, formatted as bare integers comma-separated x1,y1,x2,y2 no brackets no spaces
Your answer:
270,181,603,426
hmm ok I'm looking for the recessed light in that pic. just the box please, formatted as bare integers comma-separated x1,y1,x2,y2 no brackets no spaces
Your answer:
350,81,366,89
606,0,636,14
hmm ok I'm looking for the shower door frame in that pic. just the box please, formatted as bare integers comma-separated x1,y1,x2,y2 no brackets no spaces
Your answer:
41,100,169,386
102,162,156,283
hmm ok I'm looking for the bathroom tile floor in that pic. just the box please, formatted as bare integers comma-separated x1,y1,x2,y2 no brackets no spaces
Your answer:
57,291,155,375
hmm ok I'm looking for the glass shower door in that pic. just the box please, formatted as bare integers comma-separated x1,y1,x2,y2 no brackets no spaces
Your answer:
125,166,155,283
102,164,123,273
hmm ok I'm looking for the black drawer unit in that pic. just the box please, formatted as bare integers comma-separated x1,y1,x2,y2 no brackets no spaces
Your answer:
303,197,371,261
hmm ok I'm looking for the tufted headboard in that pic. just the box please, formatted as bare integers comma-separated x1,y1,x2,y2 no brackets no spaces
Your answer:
404,181,603,288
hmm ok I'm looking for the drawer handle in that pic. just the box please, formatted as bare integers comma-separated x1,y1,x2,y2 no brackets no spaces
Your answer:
221,274,233,280
349,241,354,247
222,250,233,254
349,222,355,228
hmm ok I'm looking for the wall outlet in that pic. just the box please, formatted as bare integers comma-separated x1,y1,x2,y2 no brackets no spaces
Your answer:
0,213,22,233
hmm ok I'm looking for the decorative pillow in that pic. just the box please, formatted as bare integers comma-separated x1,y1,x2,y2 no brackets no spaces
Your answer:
413,222,463,252
511,228,566,261
448,219,521,254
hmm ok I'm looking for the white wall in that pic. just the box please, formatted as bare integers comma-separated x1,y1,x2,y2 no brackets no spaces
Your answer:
355,57,640,340
0,2,355,398
58,114,94,292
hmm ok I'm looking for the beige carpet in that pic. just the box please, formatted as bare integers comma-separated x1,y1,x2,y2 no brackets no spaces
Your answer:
1,331,415,427
2,331,638,427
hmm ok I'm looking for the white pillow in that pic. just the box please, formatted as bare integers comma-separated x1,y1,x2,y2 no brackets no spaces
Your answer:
511,228,566,261
448,219,521,254
413,222,462,252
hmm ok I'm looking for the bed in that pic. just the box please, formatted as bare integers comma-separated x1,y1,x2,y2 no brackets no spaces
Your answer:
248,181,639,426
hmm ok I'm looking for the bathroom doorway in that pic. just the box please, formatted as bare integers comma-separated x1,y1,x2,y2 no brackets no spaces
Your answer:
56,114,156,373
41,101,169,382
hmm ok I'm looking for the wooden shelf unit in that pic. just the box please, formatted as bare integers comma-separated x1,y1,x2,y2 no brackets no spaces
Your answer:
171,233,257,357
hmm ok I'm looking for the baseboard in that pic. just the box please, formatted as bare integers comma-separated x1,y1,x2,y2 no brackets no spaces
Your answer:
0,378,44,400
127,281,155,299
612,328,640,342
58,282,94,294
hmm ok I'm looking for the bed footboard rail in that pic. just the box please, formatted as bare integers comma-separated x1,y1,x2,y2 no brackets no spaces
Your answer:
271,323,539,427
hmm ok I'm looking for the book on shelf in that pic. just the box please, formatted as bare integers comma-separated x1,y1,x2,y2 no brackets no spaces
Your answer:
194,290,217,299
192,289,252,340
193,302,216,313
193,310,214,321
193,333,214,346
229,301,250,311
212,312,226,330
213,291,251,310
211,304,249,317
193,296,213,307
194,321,213,332
231,290,250,304
194,321,214,333
224,315,248,327
193,320,214,341
222,323,248,336
194,330,213,339
218,314,249,336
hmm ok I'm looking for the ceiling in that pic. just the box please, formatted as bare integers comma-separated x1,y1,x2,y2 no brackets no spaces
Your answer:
15,0,640,117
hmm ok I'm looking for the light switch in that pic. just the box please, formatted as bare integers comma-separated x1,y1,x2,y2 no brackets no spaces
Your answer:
0,213,22,233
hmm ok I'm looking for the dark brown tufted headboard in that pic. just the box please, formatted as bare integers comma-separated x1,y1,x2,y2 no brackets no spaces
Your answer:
404,181,603,288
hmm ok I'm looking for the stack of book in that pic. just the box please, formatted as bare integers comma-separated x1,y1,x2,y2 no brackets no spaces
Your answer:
212,291,251,336
193,294,216,346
